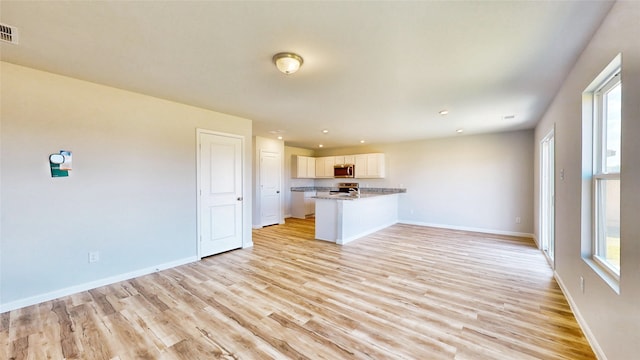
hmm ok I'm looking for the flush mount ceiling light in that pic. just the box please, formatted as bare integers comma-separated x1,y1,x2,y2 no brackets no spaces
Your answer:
322,129,329,134
273,52,304,74
439,110,449,115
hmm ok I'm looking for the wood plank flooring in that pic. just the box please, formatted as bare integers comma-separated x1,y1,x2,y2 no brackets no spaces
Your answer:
1,218,595,359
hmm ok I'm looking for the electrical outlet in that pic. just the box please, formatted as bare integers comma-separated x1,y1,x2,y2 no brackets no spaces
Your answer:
515,216,521,224
88,251,100,263
580,276,585,293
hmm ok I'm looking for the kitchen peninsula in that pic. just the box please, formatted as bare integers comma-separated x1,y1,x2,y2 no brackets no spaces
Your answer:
291,185,406,245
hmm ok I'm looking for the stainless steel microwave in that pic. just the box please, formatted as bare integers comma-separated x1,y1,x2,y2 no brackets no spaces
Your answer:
334,164,355,178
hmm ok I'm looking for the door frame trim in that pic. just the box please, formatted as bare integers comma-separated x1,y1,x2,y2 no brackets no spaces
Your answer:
539,127,555,268
196,128,245,259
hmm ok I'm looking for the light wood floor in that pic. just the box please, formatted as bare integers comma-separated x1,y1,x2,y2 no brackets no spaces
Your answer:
1,218,595,359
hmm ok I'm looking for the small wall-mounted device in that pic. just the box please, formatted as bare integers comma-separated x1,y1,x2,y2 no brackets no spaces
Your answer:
49,154,64,164
49,150,72,177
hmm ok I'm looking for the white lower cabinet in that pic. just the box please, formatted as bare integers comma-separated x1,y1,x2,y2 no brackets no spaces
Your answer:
291,191,316,219
315,194,399,245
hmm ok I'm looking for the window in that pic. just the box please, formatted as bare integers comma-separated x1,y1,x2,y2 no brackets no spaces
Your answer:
585,56,621,280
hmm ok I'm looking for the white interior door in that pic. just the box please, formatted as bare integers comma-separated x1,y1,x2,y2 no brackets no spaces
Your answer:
199,131,243,257
260,150,281,227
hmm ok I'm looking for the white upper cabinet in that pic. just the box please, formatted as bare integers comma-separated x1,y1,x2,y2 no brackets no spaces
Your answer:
315,156,335,178
354,155,366,178
306,157,316,178
292,155,316,178
344,155,355,164
355,153,385,178
324,157,335,176
345,155,355,164
335,155,356,165
293,153,384,179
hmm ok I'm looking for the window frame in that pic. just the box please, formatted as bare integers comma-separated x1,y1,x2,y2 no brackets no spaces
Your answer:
592,176,620,279
590,66,621,281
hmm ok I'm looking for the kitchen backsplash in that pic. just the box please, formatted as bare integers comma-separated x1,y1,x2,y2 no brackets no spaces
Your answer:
313,178,389,188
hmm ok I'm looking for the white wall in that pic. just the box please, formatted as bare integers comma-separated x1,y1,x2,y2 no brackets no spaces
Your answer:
252,136,285,228
534,2,640,359
316,129,535,236
0,62,253,311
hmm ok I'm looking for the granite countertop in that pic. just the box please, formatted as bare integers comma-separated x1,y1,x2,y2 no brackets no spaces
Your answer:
291,186,407,194
290,186,333,192
312,193,388,200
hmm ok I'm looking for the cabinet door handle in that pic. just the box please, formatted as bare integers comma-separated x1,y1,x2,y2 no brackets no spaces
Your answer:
276,191,280,194
237,197,243,201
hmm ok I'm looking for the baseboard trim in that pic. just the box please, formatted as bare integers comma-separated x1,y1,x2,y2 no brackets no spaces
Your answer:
531,234,540,247
398,220,534,239
553,271,607,360
0,256,198,313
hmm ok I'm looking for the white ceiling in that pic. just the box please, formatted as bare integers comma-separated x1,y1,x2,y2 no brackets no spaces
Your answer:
0,1,614,149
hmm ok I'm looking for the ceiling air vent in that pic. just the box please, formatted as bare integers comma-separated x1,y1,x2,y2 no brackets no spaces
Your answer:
0,23,18,44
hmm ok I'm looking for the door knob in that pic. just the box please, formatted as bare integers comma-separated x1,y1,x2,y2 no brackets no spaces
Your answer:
237,197,243,201
276,191,280,194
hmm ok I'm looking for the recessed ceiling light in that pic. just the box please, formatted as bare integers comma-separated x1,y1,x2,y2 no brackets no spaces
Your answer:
456,128,464,134
322,129,329,134
360,140,365,144
439,110,449,115
277,136,283,140
268,129,285,134
318,144,324,148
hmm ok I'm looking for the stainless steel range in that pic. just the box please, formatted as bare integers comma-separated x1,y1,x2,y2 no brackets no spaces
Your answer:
331,182,360,196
